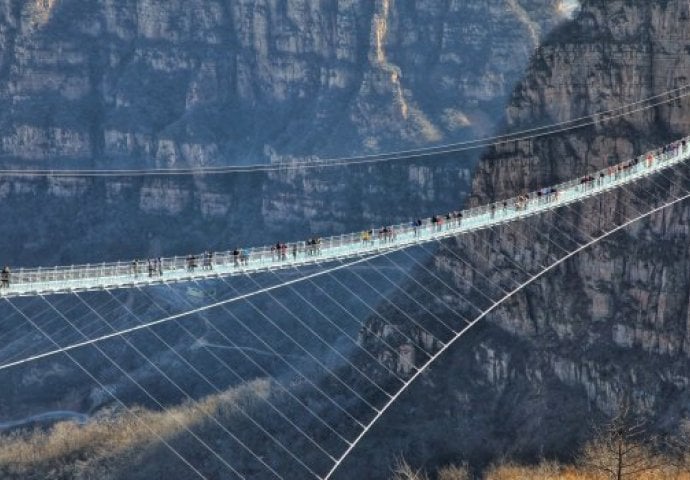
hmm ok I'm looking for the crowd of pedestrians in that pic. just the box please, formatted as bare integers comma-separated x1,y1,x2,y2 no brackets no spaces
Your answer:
306,238,322,256
113,142,684,283
3,139,688,292
131,258,164,277
118,140,686,282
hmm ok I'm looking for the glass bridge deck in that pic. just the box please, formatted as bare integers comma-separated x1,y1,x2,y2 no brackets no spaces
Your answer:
2,138,688,298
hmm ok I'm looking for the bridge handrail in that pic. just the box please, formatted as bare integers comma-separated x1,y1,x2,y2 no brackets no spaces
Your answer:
2,136,688,294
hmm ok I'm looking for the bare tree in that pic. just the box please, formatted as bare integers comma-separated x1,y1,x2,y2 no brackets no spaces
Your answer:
579,401,660,479
390,457,429,480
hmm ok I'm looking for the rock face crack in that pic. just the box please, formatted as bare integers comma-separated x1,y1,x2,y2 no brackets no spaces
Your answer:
372,0,408,119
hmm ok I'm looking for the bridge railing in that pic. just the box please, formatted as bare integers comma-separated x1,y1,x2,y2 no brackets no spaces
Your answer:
2,136,688,295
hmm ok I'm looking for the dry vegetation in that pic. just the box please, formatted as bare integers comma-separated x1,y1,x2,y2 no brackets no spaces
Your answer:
393,458,690,480
391,405,690,480
0,379,271,479
4,385,690,480
483,463,690,480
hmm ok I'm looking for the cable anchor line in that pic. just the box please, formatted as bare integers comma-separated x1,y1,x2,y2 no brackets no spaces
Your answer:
322,176,690,480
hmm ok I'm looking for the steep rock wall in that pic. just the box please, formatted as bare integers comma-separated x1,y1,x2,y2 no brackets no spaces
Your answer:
0,0,565,166
350,0,690,476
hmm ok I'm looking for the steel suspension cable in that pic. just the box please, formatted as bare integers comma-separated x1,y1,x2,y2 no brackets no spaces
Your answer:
99,289,323,479
162,281,356,445
133,284,348,460
331,258,453,342
237,272,388,409
41,293,253,480
359,254,467,333
2,297,213,480
1,87,688,177
311,267,434,360
265,270,408,383
393,246,499,311
3,294,123,364
202,276,371,429
296,271,427,375
323,179,690,480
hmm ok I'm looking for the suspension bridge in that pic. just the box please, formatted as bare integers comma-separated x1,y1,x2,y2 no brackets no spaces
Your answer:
1,135,690,480
1,138,688,298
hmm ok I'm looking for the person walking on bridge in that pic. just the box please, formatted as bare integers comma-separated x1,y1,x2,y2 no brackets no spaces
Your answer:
550,187,558,202
1,266,10,289
187,255,197,272
202,251,213,270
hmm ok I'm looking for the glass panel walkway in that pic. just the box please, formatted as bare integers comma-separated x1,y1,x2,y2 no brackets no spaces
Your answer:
1,138,688,298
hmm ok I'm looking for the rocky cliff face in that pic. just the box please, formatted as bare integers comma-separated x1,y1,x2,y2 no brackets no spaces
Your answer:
348,0,690,476
0,0,567,166
0,0,567,266
0,2,579,479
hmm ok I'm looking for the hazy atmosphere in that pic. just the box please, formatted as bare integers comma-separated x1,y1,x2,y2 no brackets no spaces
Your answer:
3,1,690,479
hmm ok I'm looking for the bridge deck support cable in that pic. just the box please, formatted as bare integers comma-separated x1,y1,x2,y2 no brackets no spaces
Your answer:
319,263,437,358
2,297,214,480
158,281,357,446
97,289,326,478
136,284,351,455
297,269,429,376
41,293,272,480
